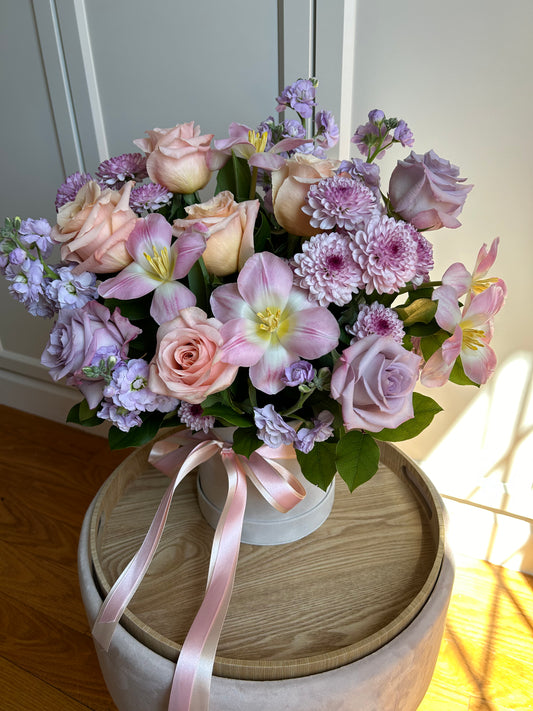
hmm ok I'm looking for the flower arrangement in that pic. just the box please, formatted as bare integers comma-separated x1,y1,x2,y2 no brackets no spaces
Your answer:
1,77,506,493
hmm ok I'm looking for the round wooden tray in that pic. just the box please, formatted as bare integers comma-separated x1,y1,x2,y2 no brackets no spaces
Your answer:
89,437,444,682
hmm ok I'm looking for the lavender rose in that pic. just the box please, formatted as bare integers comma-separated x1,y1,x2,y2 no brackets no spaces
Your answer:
41,300,141,407
388,150,473,230
330,334,421,432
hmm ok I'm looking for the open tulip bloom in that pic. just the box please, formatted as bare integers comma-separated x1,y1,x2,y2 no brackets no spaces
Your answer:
1,78,506,491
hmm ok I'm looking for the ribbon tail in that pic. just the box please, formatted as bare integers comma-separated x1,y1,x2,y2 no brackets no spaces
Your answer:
92,439,221,651
169,450,248,711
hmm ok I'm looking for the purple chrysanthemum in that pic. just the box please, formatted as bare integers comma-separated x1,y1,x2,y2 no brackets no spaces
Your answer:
393,120,414,148
281,360,316,387
411,229,434,286
95,153,148,190
129,183,173,215
253,404,296,449
45,265,98,311
55,172,93,211
346,302,405,344
315,110,339,148
294,411,334,454
350,216,418,294
18,218,54,257
292,232,363,307
178,402,215,433
276,79,317,119
302,175,377,231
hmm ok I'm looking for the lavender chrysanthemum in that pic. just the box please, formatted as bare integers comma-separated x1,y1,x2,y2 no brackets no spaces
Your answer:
292,232,363,307
315,110,339,148
346,302,405,344
95,153,148,190
411,229,434,286
129,183,173,215
302,175,377,231
55,172,93,211
178,402,215,433
276,79,316,118
294,411,334,454
45,265,98,311
281,360,316,387
350,216,418,294
18,218,54,257
254,404,296,448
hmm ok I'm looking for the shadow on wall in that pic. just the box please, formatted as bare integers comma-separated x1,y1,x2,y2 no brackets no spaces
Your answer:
420,351,533,574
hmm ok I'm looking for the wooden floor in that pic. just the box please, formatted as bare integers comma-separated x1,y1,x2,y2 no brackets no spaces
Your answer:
0,404,532,710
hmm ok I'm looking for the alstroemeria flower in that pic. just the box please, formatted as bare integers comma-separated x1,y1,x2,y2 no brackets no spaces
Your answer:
437,237,507,304
421,283,505,387
98,213,205,325
213,123,310,171
210,252,340,394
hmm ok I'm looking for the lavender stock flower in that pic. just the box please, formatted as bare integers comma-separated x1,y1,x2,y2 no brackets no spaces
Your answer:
18,218,54,256
294,411,334,454
315,110,339,148
276,79,316,118
45,265,98,311
281,360,316,387
254,404,296,448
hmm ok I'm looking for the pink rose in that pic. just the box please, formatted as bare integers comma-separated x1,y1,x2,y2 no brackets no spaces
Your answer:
172,191,259,276
52,181,138,274
148,307,238,404
133,122,214,194
330,334,421,432
41,300,141,408
271,154,338,236
388,150,473,230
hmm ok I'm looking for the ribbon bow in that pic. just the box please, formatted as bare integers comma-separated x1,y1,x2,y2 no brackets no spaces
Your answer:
92,430,306,711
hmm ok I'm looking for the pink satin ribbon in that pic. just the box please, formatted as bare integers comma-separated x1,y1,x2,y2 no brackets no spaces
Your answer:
92,430,306,711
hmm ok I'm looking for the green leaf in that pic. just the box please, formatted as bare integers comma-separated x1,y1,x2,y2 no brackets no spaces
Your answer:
200,403,252,428
254,210,271,253
66,400,102,427
295,442,337,491
108,411,165,450
373,393,443,442
395,298,437,326
449,356,480,387
102,293,153,321
231,427,262,458
335,431,380,492
215,155,251,201
187,258,209,312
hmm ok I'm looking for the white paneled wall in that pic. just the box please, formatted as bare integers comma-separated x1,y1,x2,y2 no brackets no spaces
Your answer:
1,0,531,570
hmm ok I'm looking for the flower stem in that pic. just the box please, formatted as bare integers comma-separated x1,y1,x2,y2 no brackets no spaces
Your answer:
249,166,258,199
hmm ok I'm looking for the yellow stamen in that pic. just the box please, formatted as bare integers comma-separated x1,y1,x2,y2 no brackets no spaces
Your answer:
248,129,268,154
471,277,499,295
144,246,170,280
257,307,281,333
461,326,485,350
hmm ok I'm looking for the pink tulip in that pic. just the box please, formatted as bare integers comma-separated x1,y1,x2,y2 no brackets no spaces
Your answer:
98,213,205,325
421,283,505,387
210,252,340,394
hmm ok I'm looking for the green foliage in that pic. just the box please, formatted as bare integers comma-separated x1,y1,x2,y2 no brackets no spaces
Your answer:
296,442,338,491
232,427,263,458
372,393,443,442
102,293,153,321
395,298,437,326
108,410,166,450
66,400,102,427
187,258,210,312
335,430,380,492
200,402,252,427
215,155,251,201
